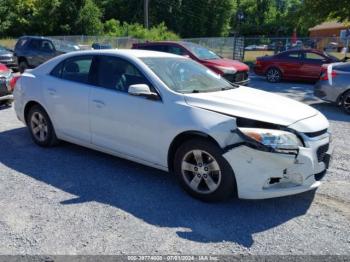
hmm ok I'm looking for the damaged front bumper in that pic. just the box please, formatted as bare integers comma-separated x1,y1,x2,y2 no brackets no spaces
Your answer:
223,135,332,199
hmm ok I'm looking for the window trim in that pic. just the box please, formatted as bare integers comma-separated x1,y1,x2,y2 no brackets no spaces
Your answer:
49,55,95,85
92,54,163,101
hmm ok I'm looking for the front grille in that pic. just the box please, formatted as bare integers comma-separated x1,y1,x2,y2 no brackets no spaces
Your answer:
304,129,328,138
0,56,12,61
223,71,248,83
317,143,329,162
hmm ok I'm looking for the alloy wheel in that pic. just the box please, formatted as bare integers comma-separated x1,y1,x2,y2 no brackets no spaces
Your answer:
267,68,281,82
30,112,48,142
343,93,350,114
181,149,222,194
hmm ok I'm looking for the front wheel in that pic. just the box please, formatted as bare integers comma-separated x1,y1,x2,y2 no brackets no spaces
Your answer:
174,138,236,202
266,67,282,83
341,90,350,114
19,60,28,74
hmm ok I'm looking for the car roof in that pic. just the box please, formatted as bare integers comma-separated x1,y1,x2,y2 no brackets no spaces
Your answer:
64,49,183,58
19,36,51,41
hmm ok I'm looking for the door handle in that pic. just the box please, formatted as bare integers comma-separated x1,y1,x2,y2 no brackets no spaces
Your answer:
92,99,105,108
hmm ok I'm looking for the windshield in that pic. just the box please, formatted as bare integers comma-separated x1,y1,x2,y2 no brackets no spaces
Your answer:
0,45,8,51
182,42,220,60
141,57,234,93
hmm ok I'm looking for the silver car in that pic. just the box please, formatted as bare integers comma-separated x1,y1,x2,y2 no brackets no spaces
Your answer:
314,62,350,114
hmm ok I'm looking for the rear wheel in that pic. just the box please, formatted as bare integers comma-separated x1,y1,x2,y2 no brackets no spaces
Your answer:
341,90,350,114
27,105,59,147
174,138,236,202
266,67,282,83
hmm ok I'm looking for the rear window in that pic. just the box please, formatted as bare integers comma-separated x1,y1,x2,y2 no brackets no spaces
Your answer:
136,45,166,52
15,38,28,50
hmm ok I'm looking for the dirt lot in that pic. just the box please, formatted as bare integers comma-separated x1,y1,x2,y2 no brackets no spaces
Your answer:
0,76,349,255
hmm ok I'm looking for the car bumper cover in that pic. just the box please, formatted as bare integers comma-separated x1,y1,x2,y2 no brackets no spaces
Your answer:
223,137,332,199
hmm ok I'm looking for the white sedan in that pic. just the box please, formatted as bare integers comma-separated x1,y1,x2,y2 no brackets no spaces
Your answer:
14,50,332,201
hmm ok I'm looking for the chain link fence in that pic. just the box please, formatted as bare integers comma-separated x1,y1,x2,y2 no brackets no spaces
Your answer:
1,35,348,64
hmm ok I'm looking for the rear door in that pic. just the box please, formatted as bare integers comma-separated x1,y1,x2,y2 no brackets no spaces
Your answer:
300,51,328,80
44,55,94,142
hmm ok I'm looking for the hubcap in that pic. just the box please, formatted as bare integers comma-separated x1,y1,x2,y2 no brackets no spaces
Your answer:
30,112,48,142
267,69,280,82
181,150,221,194
344,94,350,113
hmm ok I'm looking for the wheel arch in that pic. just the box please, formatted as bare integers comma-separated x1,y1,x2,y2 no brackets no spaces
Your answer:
167,131,221,172
336,88,350,105
24,100,49,125
265,65,283,76
18,56,28,64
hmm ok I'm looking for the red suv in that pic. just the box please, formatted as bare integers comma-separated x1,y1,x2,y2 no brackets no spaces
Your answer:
132,41,249,85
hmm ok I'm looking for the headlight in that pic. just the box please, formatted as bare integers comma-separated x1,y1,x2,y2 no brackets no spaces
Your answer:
214,65,237,74
239,128,303,153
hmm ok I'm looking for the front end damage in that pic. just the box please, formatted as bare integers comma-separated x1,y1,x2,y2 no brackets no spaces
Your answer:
220,118,332,199
223,128,332,199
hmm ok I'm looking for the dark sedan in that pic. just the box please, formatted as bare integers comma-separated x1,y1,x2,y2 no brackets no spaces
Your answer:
254,49,340,83
0,45,17,71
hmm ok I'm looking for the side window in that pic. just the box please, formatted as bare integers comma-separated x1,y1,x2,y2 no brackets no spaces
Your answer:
15,38,28,50
60,56,93,84
96,56,152,93
285,52,300,59
40,40,55,52
166,46,185,55
143,45,165,52
305,52,325,61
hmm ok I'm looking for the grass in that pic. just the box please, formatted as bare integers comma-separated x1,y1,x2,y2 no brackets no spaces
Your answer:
0,38,16,49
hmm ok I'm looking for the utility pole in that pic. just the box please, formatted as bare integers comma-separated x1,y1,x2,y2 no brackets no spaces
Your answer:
144,0,149,29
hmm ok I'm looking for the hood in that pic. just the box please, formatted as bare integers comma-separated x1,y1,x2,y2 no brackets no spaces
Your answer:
203,58,249,71
184,86,319,127
0,50,12,56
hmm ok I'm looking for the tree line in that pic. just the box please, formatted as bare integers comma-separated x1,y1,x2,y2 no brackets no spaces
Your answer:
0,0,348,39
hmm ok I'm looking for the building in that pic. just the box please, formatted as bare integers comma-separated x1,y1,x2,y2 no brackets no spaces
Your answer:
309,21,349,51
309,21,348,37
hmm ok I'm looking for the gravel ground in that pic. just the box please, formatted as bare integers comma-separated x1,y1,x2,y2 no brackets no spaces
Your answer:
0,76,349,255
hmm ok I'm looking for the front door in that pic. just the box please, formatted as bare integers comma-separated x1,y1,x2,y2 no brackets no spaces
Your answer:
89,55,165,165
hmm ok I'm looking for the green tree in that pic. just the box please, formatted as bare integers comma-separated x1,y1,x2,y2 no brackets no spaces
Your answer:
76,0,103,35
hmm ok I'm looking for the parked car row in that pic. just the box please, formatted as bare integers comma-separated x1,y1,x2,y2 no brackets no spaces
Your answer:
3,36,251,86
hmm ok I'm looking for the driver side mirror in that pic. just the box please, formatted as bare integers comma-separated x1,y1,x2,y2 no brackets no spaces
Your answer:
128,84,159,100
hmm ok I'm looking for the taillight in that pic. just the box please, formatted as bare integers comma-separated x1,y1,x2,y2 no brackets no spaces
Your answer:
9,75,20,91
320,69,336,80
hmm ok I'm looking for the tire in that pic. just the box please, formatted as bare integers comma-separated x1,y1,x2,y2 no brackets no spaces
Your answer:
266,67,282,83
341,90,350,114
19,60,28,74
174,138,236,202
27,105,59,147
